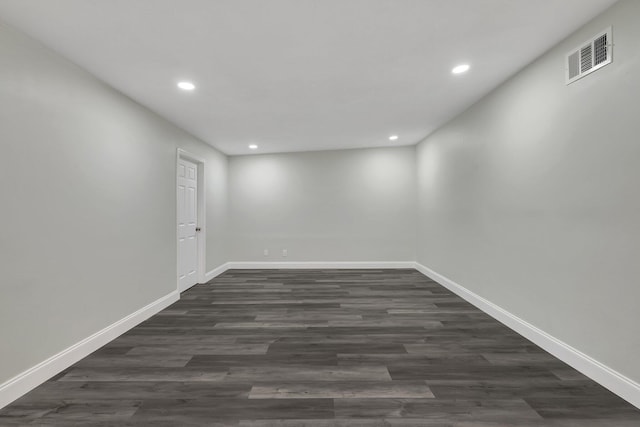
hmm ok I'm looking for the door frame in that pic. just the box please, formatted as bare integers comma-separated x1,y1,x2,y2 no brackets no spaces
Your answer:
176,148,207,292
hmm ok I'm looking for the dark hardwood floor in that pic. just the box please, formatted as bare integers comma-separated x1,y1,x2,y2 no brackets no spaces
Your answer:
2,269,639,426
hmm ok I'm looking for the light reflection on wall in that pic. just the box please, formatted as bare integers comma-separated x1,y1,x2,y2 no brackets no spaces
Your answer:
418,141,440,194
234,156,288,206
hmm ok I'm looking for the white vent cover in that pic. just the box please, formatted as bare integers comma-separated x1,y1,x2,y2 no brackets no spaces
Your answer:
566,27,612,85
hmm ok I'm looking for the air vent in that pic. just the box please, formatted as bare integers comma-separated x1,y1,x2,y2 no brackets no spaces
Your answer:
566,27,612,85
594,33,608,65
580,45,593,73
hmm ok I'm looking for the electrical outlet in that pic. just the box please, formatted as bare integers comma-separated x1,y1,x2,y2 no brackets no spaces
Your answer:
282,249,288,257
263,249,269,257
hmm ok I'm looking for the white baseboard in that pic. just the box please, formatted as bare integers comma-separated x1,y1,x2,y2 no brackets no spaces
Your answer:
414,262,640,410
0,290,179,409
203,262,231,282
226,261,415,269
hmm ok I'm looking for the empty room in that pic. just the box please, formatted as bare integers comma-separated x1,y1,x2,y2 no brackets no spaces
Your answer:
1,0,639,425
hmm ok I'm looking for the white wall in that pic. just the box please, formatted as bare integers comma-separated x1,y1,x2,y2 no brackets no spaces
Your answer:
0,20,228,386
228,147,416,262
416,0,640,384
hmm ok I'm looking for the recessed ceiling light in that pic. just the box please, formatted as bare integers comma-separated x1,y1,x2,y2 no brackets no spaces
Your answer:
451,64,470,75
389,135,399,141
249,144,258,150
177,81,195,90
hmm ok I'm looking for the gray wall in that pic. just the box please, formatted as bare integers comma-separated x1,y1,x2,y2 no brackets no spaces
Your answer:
228,147,416,262
416,0,640,383
0,21,228,385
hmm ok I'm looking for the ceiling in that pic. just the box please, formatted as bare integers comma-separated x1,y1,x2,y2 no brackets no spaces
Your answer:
0,0,617,155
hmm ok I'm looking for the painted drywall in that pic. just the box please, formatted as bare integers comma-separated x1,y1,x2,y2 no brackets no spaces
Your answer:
228,147,416,262
0,20,228,386
416,0,640,383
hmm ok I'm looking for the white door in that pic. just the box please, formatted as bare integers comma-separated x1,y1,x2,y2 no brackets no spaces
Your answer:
177,158,199,292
